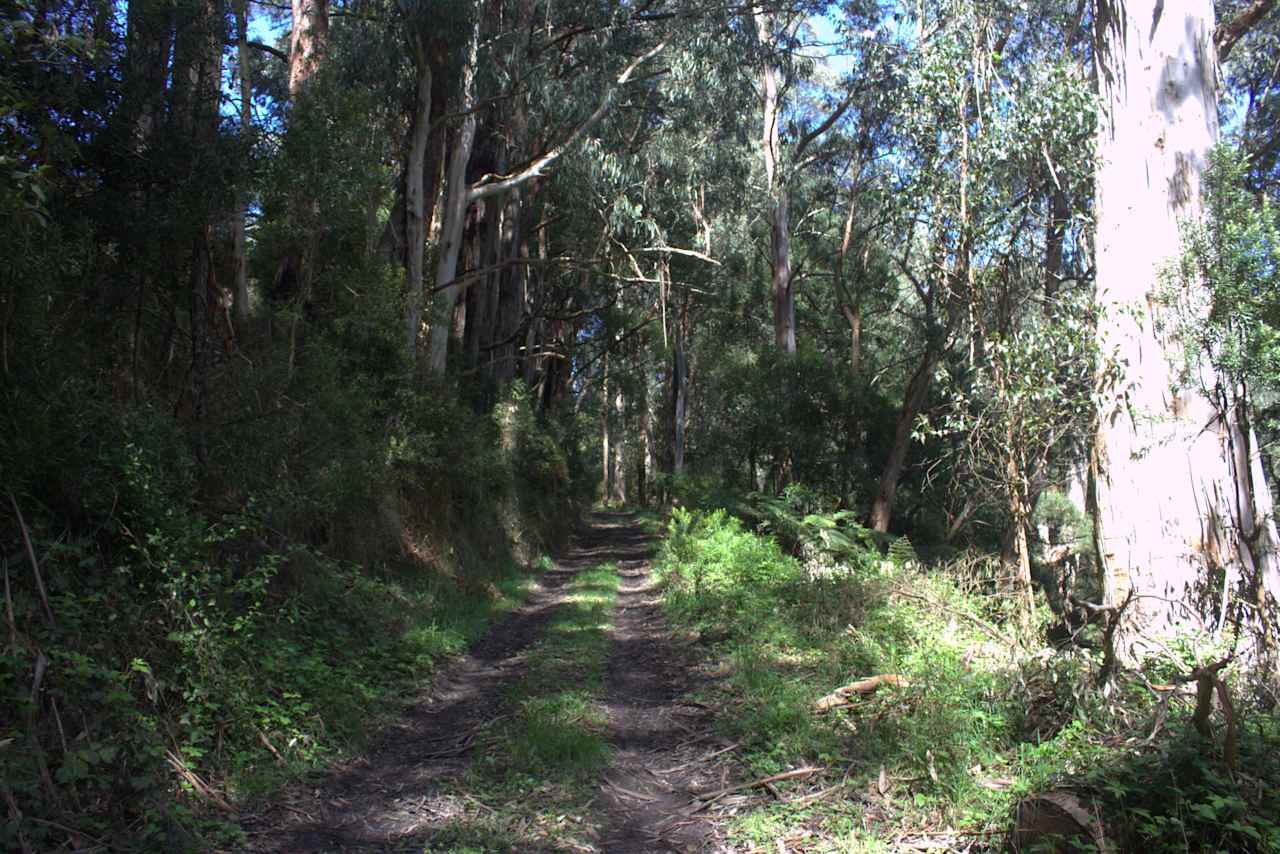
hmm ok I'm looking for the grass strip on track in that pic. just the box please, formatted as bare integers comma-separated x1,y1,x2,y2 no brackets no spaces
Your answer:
426,561,620,853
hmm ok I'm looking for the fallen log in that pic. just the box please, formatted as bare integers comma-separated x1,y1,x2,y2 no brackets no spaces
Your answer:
814,674,909,712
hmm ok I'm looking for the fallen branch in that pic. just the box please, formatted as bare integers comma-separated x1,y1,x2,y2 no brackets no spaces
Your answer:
690,766,821,812
166,750,236,813
788,779,847,806
604,776,656,802
814,675,910,711
257,729,286,767
657,740,740,774
9,493,55,628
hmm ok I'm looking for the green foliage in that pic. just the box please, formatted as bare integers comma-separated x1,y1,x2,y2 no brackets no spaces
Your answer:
1165,144,1280,400
747,485,881,564
1070,716,1280,852
657,497,1280,851
656,504,1017,785
661,508,804,634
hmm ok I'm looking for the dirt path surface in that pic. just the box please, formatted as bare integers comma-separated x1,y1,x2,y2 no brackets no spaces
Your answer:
243,534,593,852
242,513,735,853
597,519,727,853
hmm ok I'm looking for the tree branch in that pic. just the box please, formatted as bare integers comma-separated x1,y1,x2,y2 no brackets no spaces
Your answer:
226,38,289,63
1216,0,1276,63
467,38,669,203
793,87,858,161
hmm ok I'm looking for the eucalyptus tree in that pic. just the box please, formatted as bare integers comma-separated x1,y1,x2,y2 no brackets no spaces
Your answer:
1217,0,1280,196
1091,0,1280,654
863,0,991,533
750,4,880,356
550,9,753,499
897,0,1098,606
277,0,329,355
420,0,674,373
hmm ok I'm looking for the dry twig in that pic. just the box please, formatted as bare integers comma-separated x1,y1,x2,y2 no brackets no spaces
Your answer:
690,766,821,812
9,493,55,628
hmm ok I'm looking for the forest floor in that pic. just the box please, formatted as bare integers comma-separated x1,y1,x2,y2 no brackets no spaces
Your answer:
241,512,746,853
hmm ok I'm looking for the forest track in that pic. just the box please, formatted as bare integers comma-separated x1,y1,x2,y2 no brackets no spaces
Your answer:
243,523,597,852
597,516,731,853
242,513,734,853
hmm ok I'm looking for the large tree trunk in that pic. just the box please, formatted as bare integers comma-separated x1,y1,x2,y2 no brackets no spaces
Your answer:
277,0,327,371
288,0,328,99
172,0,224,468
123,0,173,147
429,11,482,375
1092,0,1280,651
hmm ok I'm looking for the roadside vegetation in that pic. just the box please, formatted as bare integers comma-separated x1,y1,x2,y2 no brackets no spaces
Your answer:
2,372,588,851
656,496,1280,852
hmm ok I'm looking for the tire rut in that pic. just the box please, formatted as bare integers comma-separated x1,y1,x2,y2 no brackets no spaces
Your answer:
243,525,610,853
598,517,730,854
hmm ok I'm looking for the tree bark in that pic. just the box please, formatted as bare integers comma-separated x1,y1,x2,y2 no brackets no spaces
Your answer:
1092,0,1280,650
601,352,612,503
172,0,224,468
288,0,328,100
232,0,253,325
668,260,688,477
869,347,937,533
429,10,482,375
612,382,627,505
754,10,796,355
403,38,432,361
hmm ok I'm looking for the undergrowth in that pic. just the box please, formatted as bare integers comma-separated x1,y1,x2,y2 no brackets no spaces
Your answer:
656,505,1280,852
1,361,588,851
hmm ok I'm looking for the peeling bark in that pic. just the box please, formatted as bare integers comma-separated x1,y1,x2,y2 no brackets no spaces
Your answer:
1092,0,1280,652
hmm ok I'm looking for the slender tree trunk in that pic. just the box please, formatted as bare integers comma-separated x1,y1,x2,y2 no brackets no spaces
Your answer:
403,39,432,362
232,0,253,325
612,383,627,505
833,179,862,376
668,260,687,477
639,354,652,506
1092,0,1279,650
601,353,611,503
754,11,796,355
869,347,937,533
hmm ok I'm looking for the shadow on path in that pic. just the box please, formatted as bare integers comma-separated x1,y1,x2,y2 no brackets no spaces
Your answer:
244,517,617,852
598,520,730,853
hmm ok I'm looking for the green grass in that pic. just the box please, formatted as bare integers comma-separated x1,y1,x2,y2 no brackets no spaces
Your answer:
653,507,1280,852
428,561,620,851
219,554,539,801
